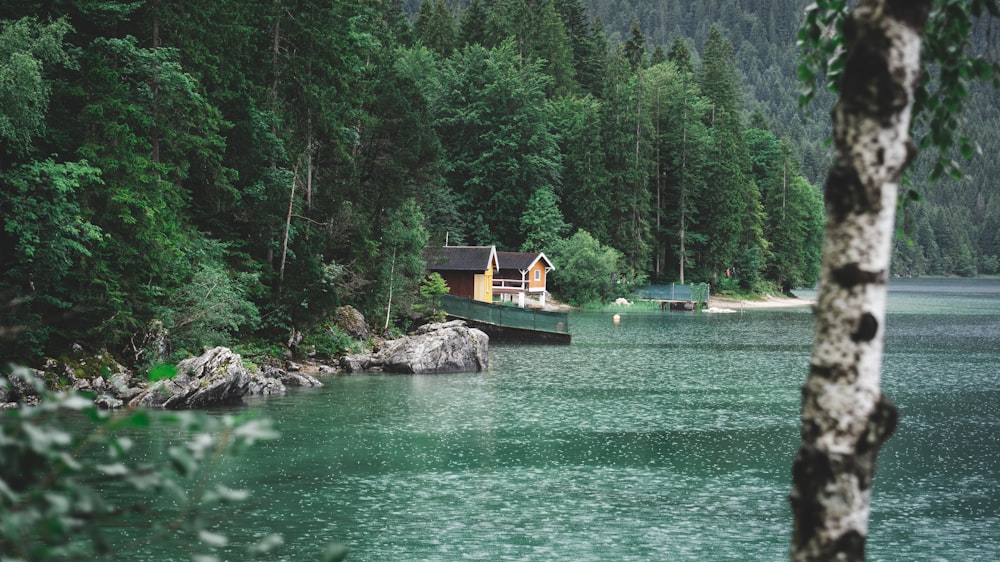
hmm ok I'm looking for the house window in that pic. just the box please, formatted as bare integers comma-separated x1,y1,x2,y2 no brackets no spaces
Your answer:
534,269,541,282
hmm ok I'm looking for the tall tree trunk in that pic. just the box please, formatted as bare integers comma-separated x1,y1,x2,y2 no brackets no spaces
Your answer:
277,162,298,301
790,2,931,561
384,249,396,332
679,95,688,285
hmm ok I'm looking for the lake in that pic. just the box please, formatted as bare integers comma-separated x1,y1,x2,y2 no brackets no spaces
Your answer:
128,278,1000,561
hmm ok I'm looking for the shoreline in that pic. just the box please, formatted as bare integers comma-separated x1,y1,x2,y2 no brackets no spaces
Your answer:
709,295,816,311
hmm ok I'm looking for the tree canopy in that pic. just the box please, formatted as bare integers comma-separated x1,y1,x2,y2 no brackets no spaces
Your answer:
0,0,875,365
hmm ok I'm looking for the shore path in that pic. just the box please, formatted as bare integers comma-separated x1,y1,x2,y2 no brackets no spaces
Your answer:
709,295,816,310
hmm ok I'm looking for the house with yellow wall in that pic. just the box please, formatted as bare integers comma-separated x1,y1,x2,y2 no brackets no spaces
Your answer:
423,246,498,303
494,251,555,308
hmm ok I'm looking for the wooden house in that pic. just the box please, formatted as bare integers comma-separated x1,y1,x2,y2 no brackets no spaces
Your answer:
423,246,499,303
494,251,555,308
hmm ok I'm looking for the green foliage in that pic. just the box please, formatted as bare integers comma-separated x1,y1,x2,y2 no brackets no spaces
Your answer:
547,230,623,305
415,0,457,55
690,282,710,312
159,259,261,359
424,39,562,248
1,159,103,291
547,94,611,243
0,366,280,561
745,127,824,291
300,325,354,359
699,24,764,280
6,0,996,362
798,0,1000,279
416,272,450,323
520,187,569,252
378,198,430,329
419,272,450,301
0,17,73,154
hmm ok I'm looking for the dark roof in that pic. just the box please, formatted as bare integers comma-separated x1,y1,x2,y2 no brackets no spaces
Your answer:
424,246,498,272
496,251,555,272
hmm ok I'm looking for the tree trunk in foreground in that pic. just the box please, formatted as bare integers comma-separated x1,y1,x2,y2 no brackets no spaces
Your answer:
791,2,931,561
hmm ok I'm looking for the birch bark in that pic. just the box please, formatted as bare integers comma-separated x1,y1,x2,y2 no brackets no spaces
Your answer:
790,2,931,561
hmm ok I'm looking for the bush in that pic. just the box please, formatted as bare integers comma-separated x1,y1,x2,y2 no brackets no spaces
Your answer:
301,325,354,359
0,366,283,561
547,230,622,306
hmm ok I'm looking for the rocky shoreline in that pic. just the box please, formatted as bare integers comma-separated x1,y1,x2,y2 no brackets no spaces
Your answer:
2,315,489,410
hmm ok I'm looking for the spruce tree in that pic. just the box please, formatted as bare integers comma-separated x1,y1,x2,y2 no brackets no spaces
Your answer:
698,24,764,287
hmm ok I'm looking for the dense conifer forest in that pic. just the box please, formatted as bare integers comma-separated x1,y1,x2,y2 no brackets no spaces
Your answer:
1,0,996,365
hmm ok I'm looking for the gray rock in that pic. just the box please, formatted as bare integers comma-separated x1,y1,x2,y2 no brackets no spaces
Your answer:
42,352,137,402
129,347,251,409
246,364,324,395
248,367,287,396
94,395,124,409
340,354,372,373
371,321,489,374
334,305,371,340
280,370,323,387
2,366,43,406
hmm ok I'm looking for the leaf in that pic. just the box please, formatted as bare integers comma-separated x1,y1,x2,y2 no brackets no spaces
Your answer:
232,418,280,446
321,543,350,562
204,484,250,503
247,534,285,555
198,530,229,548
96,463,129,476
0,476,20,502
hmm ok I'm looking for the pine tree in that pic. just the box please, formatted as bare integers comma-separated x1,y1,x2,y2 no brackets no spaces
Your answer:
534,0,576,96
745,126,823,291
698,24,764,287
458,0,489,47
643,60,712,283
415,0,457,55
601,50,652,277
520,186,569,252
622,19,646,70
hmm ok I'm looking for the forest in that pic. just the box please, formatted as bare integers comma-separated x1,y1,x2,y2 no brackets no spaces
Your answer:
1,0,996,366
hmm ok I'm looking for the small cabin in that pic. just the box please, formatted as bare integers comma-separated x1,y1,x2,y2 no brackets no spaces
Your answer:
423,246,499,303
494,251,555,308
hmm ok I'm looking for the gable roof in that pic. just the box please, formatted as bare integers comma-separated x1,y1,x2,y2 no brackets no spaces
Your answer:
496,251,555,272
424,246,498,272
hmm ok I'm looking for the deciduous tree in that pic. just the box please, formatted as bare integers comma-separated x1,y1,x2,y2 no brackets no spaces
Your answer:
792,1,998,560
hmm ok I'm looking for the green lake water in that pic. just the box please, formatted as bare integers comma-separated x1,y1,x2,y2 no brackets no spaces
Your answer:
129,278,1000,561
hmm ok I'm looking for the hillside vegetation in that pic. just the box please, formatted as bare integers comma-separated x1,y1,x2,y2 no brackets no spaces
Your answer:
1,0,994,366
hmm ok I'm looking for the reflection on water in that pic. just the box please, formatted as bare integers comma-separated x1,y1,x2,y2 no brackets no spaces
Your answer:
125,279,1000,561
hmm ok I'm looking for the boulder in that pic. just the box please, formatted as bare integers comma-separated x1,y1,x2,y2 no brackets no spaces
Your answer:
370,320,488,374
318,364,340,375
246,364,324,396
280,370,323,387
339,354,372,373
94,395,124,409
129,347,251,409
333,305,371,340
247,367,287,396
43,351,138,400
